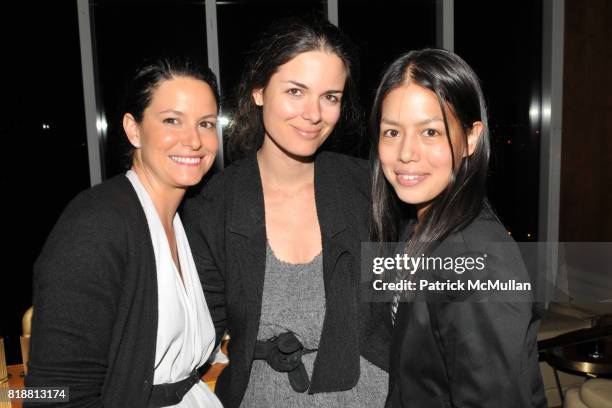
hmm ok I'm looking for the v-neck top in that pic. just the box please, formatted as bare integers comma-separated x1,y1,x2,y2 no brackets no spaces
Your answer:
240,241,387,407
126,170,222,408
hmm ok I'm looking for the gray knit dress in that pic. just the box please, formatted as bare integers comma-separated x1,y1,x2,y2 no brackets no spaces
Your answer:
239,243,387,407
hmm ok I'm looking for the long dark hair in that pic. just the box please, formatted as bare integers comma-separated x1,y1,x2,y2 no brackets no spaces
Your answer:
226,16,361,161
118,57,220,170
371,49,491,255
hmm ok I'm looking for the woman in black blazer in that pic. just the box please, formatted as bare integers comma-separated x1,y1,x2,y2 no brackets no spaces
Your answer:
368,49,547,407
183,17,387,408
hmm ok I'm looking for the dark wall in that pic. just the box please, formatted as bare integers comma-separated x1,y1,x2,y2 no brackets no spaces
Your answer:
560,0,612,241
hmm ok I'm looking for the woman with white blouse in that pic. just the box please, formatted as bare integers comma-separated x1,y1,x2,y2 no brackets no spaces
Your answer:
27,58,223,408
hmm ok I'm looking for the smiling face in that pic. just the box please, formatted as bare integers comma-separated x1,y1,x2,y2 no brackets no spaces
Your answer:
252,50,347,158
378,82,481,219
123,76,218,191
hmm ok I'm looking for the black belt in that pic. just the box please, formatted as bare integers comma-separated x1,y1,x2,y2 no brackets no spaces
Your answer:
253,332,316,393
148,363,210,407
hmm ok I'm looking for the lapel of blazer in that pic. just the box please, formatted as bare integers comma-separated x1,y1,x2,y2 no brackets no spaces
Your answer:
314,153,350,288
227,156,267,321
229,153,352,305
310,153,361,392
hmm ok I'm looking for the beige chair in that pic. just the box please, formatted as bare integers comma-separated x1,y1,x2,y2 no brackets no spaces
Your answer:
539,303,595,406
21,307,33,374
539,306,612,408
0,337,10,407
564,379,612,408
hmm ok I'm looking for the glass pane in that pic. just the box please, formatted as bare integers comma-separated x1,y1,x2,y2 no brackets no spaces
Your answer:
1,1,90,363
455,0,543,241
93,0,209,178
339,0,437,157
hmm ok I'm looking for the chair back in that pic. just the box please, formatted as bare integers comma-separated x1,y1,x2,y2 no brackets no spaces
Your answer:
21,307,33,374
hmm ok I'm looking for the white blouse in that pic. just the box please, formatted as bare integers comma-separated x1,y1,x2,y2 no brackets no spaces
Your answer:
127,170,222,408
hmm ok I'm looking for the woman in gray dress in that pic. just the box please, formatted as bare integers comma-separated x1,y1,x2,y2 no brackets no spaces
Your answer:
183,16,388,408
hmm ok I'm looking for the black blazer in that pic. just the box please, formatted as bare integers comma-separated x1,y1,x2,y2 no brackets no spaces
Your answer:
183,151,385,408
382,209,547,408
26,176,159,408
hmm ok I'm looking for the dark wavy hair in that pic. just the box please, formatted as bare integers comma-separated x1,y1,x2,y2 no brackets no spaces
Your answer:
118,57,220,169
371,49,491,254
226,16,361,161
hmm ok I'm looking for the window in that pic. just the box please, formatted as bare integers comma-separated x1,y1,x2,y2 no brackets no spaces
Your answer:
455,0,543,241
1,1,89,363
92,0,209,178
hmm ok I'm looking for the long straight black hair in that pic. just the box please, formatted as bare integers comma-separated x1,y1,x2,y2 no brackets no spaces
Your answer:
371,49,491,256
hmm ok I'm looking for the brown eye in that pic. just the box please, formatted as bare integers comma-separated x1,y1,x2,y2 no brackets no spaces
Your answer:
424,128,439,137
163,118,179,125
287,88,303,97
383,129,400,138
199,121,216,129
324,94,340,104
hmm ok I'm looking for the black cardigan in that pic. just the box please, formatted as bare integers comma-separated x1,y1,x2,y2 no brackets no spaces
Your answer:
183,151,387,408
26,176,159,407
383,209,547,408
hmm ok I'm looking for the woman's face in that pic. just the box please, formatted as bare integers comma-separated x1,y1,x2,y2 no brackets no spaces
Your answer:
253,50,347,158
378,82,480,218
124,76,218,190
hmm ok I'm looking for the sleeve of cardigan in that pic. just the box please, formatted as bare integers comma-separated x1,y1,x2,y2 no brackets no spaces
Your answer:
25,197,125,408
361,301,392,372
183,182,227,346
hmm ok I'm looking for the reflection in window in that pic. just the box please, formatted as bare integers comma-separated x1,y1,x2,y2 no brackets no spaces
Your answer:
1,1,89,364
93,1,209,178
455,0,543,241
